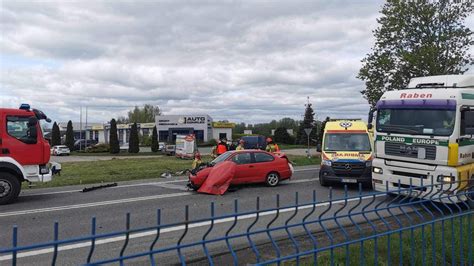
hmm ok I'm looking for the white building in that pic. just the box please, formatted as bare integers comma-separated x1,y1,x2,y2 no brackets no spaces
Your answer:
155,115,235,143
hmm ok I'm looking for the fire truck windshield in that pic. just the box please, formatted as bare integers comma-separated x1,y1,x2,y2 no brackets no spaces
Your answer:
376,108,455,136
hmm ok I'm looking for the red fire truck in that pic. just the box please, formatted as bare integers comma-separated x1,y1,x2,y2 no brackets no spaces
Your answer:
0,104,53,204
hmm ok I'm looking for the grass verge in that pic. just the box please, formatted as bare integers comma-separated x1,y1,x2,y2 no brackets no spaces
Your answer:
279,144,311,150
285,214,474,265
24,155,320,189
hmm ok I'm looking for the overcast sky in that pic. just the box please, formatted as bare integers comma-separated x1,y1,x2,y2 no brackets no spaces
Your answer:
1,1,472,124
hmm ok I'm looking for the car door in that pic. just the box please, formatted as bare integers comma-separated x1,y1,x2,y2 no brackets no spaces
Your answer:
230,152,256,184
3,115,44,165
253,152,278,182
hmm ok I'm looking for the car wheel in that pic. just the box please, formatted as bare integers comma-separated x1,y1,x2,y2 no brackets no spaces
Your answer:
0,172,21,205
319,172,329,187
266,172,280,187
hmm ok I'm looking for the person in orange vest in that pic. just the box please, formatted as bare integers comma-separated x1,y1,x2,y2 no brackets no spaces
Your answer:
265,137,280,153
216,139,228,156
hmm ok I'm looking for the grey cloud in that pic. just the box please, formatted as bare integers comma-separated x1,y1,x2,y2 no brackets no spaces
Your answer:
1,1,392,123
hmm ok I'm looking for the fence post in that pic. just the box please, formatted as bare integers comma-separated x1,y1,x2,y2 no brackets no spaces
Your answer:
12,226,17,266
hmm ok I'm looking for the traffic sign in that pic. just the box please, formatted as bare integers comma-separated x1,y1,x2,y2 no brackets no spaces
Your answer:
304,128,312,136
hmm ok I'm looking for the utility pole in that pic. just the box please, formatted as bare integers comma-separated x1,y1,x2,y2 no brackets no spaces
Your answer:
79,106,83,151
85,106,88,148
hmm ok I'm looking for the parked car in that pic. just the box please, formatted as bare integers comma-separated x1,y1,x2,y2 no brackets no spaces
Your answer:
164,144,176,156
51,145,70,156
241,135,267,150
188,150,293,190
158,142,165,151
74,139,98,150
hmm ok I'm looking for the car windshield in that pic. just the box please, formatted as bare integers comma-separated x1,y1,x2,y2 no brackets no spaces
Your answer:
377,109,455,136
210,151,233,165
324,133,371,152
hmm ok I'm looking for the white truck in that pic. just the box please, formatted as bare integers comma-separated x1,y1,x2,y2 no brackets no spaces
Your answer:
369,75,474,204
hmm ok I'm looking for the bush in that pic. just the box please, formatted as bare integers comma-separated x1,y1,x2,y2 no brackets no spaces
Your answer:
140,135,152,147
128,123,140,153
109,119,120,154
86,144,110,153
151,126,159,152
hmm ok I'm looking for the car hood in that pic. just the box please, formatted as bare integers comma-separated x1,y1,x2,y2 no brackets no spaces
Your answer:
197,161,236,195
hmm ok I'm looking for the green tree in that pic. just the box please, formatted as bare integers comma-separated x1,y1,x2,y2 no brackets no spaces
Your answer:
358,0,473,106
151,126,159,152
128,123,140,153
318,117,330,144
65,120,75,151
297,101,318,144
51,122,61,146
274,127,293,144
118,104,161,123
234,123,246,134
109,119,120,154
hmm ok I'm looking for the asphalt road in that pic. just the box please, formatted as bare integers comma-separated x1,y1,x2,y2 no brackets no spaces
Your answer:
0,166,381,265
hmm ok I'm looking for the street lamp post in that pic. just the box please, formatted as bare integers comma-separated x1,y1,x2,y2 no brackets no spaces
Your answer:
304,128,312,158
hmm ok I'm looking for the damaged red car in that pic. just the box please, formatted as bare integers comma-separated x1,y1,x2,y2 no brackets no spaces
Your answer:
188,150,294,193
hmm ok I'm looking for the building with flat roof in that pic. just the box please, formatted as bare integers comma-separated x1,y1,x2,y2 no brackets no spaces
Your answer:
155,115,235,143
60,115,235,146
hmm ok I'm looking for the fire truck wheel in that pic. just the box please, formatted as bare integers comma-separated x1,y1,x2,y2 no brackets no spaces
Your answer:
0,172,21,205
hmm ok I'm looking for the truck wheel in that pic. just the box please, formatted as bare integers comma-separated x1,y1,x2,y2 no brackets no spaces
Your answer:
266,172,280,187
0,172,21,205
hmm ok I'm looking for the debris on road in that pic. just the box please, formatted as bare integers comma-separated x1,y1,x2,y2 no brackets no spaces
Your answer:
82,183,118,192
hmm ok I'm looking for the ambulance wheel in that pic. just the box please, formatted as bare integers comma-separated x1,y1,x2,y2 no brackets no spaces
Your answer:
0,172,21,205
266,172,280,187
319,172,329,187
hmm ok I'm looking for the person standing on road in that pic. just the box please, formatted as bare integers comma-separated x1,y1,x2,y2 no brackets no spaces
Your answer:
216,139,228,156
265,137,280,153
192,151,202,170
236,139,245,151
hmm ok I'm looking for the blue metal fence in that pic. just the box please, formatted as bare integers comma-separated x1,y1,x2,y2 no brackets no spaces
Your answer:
1,178,473,265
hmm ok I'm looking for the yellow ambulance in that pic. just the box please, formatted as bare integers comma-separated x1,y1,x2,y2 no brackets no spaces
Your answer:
317,119,373,187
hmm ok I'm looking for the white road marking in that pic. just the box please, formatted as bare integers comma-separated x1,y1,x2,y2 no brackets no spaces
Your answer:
20,179,189,197
19,167,320,197
294,167,319,172
0,193,383,261
0,192,192,218
151,183,189,191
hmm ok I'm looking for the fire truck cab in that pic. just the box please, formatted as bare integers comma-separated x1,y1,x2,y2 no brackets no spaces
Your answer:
0,104,53,204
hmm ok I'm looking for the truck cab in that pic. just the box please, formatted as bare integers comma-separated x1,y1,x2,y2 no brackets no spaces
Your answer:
318,119,373,187
371,75,474,203
0,104,53,204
